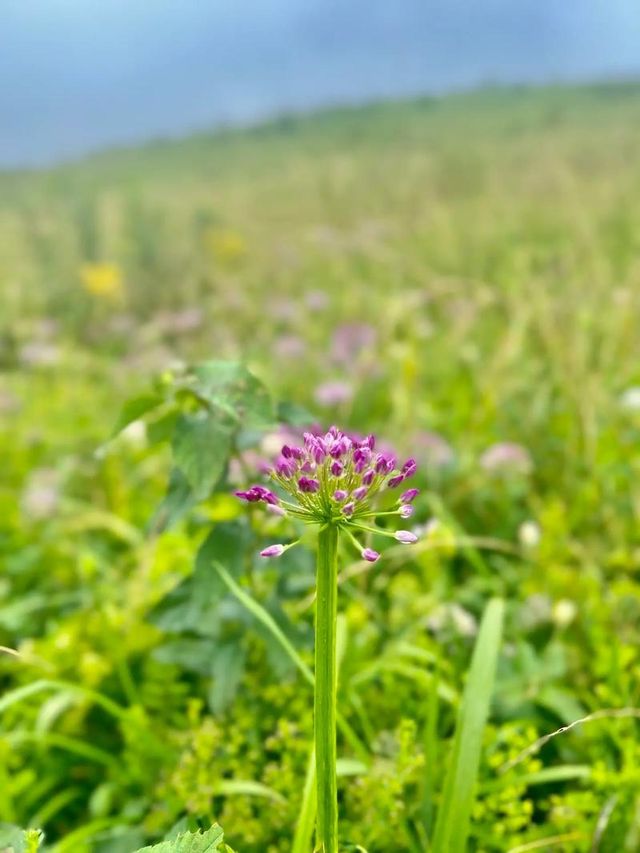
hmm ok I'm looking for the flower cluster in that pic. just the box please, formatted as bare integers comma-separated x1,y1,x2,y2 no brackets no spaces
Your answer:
235,426,419,562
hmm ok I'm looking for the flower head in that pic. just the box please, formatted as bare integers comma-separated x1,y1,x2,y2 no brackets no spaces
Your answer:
480,442,532,475
236,425,420,559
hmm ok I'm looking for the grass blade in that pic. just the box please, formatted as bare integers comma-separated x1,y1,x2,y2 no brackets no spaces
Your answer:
431,597,505,853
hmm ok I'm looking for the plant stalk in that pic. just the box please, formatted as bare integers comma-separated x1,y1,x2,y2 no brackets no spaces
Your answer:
315,524,339,853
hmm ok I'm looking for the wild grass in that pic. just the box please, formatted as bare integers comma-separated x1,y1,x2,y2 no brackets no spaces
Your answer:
1,82,640,850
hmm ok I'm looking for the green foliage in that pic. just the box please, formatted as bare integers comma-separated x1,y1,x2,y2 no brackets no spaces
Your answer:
133,824,230,853
3,84,640,851
431,599,505,853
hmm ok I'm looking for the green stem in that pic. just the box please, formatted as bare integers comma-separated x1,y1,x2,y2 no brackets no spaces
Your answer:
315,524,339,853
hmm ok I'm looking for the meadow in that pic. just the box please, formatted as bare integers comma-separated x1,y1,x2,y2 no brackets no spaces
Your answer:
2,82,640,851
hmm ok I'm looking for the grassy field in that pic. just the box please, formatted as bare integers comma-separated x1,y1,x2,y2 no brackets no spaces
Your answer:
2,82,640,851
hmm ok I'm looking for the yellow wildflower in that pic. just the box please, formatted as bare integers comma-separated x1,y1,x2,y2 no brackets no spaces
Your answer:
203,227,246,264
80,262,124,300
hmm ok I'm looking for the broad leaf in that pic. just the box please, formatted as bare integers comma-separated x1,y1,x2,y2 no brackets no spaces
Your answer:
172,413,231,500
150,468,196,534
151,522,250,634
133,825,226,853
112,392,164,436
208,642,247,713
187,361,274,429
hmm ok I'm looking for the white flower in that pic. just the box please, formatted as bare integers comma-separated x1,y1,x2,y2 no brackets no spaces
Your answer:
518,520,541,548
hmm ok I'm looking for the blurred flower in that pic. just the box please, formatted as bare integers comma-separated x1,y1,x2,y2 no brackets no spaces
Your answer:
32,317,59,339
331,323,376,365
123,345,175,373
80,262,124,301
305,290,329,311
518,520,541,548
314,380,354,407
619,386,640,412
157,308,203,335
552,599,577,629
414,430,455,469
427,603,477,637
274,334,307,359
480,442,533,474
107,314,136,335
0,388,20,414
520,594,552,631
269,299,299,321
204,228,246,264
19,341,60,367
21,468,61,520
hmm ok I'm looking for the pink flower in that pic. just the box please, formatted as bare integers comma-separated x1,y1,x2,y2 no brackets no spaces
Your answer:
260,544,285,558
314,380,354,407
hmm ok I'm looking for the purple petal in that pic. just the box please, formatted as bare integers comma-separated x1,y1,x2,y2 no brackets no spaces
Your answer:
395,530,418,544
298,476,320,493
375,452,396,474
260,544,285,558
387,474,405,489
401,458,417,478
362,547,380,563
400,488,419,503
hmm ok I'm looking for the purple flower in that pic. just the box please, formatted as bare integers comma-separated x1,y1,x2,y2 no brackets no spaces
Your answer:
314,380,354,407
260,544,286,558
480,442,533,474
401,458,417,478
331,323,377,365
274,335,307,359
375,452,396,474
387,474,405,489
276,458,297,478
235,424,419,561
298,476,320,493
235,485,279,505
362,548,380,563
415,430,455,468
395,530,418,544
329,436,351,458
305,290,330,310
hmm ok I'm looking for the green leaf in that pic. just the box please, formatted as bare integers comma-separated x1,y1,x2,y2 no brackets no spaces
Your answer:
133,825,225,853
172,413,232,500
277,400,315,427
151,522,250,634
153,638,218,674
187,361,274,429
149,468,196,534
208,642,247,714
112,393,163,436
431,598,505,853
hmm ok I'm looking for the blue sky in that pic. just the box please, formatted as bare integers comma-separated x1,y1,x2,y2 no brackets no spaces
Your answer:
2,0,640,167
